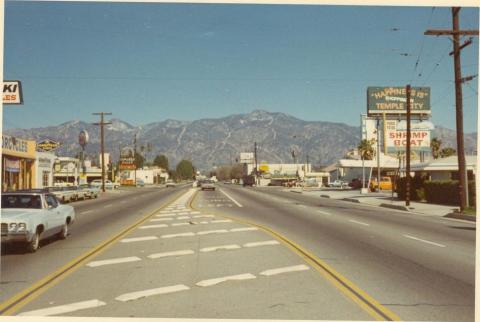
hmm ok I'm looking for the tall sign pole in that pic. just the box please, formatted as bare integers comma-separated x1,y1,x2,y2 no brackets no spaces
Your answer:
376,118,381,191
93,112,112,192
406,85,411,207
254,141,258,185
425,7,479,212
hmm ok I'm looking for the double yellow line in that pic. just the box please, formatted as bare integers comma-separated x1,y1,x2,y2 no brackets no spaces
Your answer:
189,191,402,322
0,189,186,316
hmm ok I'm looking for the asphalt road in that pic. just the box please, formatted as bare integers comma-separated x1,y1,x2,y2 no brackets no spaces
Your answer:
0,184,475,321
209,184,475,322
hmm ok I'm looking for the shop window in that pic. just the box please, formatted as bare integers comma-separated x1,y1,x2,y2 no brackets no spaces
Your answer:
43,171,50,187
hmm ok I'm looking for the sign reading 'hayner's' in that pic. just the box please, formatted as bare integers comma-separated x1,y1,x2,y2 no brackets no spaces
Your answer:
367,87,430,115
3,81,23,104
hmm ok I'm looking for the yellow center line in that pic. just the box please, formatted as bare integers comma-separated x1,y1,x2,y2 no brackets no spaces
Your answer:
0,188,188,316
189,190,402,322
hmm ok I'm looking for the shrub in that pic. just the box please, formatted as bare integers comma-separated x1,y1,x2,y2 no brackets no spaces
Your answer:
396,176,425,201
423,180,476,206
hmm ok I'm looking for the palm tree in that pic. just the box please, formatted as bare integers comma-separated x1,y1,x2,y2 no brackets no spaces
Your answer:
357,139,375,160
430,137,442,159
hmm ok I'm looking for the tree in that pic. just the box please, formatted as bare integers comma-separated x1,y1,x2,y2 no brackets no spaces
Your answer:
176,160,194,180
357,139,375,160
153,154,169,170
430,137,442,159
230,164,244,180
135,153,145,169
217,166,232,181
440,147,456,158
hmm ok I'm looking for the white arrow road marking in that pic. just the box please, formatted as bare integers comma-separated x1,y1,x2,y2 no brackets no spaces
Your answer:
148,250,194,259
19,300,106,316
115,284,190,302
139,224,169,229
196,273,256,287
243,240,280,248
230,227,258,232
200,244,241,252
260,265,310,276
87,257,141,267
120,236,158,243
403,234,446,247
161,232,196,239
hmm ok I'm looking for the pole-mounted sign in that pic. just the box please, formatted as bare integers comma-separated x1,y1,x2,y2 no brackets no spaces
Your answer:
3,81,23,104
79,130,89,148
37,139,61,152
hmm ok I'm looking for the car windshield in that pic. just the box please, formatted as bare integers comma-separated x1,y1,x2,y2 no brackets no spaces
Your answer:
2,195,43,209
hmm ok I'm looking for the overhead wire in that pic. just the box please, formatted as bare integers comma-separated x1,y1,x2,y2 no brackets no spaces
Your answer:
409,7,436,85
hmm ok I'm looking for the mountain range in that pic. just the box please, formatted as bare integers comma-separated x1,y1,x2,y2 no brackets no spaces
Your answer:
4,110,477,170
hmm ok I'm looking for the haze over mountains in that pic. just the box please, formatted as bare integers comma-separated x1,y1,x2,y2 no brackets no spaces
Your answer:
4,110,477,170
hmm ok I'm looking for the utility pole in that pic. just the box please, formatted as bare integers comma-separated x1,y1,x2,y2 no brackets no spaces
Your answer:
254,142,258,185
134,133,137,186
93,112,112,192
406,85,411,207
376,118,381,192
425,7,478,212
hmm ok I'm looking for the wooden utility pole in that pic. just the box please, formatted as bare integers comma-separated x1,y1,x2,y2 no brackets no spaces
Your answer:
93,112,112,192
424,7,478,211
254,141,258,185
405,85,411,207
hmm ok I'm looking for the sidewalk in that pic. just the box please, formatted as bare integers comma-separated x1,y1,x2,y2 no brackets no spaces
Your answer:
288,187,471,220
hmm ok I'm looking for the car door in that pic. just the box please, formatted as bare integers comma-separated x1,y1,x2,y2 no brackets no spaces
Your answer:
45,194,64,236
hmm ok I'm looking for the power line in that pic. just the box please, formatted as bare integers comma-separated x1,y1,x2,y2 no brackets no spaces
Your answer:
410,7,436,83
420,41,453,86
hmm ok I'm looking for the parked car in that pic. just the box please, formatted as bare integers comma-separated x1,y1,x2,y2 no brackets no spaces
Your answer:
91,179,119,189
349,178,364,190
370,177,393,191
166,180,176,188
201,179,216,191
46,186,75,203
1,190,76,252
329,180,349,189
66,185,88,201
80,184,99,199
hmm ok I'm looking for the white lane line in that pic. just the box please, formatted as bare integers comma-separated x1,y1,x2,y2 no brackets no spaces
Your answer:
161,232,195,239
177,216,191,220
19,300,106,316
196,273,256,287
197,229,229,235
148,250,194,259
230,227,258,232
219,189,243,207
403,234,446,248
120,236,158,243
139,224,168,229
298,205,307,208
103,204,113,208
115,284,190,302
192,215,215,218
200,244,241,252
190,211,201,214
243,240,280,248
87,257,141,267
260,265,310,276
210,219,233,223
349,219,370,226
150,218,174,222
80,210,93,214
317,210,332,216
171,222,190,227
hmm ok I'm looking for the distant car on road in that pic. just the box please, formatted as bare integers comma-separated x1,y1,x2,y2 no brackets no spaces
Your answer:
91,179,119,190
1,190,76,252
80,184,99,199
201,180,216,191
136,179,145,187
47,186,75,203
329,180,349,189
166,180,176,188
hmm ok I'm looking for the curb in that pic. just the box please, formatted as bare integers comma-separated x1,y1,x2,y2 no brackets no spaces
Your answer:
320,194,331,198
444,212,476,222
290,190,303,194
342,198,361,203
379,203,410,212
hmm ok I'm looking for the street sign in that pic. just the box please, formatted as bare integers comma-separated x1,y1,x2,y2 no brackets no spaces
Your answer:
367,87,431,116
2,81,23,104
79,130,89,148
37,139,61,152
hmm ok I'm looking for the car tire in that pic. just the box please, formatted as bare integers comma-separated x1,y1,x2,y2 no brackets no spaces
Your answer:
26,231,40,253
57,223,68,240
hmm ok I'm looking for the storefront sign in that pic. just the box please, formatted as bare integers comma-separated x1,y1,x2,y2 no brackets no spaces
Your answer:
120,147,136,170
2,135,36,159
367,87,430,116
38,157,53,168
2,80,23,104
37,139,61,152
386,129,431,153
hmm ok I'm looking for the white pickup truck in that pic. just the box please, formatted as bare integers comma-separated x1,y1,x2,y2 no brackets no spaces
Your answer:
1,190,76,252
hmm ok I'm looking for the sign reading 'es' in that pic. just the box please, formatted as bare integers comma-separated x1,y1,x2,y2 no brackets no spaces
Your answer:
37,139,61,152
3,81,23,104
367,87,430,116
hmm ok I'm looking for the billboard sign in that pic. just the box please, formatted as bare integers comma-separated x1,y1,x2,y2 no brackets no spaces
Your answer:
385,120,431,153
240,152,254,164
119,147,136,170
3,81,23,104
37,139,61,152
367,87,430,116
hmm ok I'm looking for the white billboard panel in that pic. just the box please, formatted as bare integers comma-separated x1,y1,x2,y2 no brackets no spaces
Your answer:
385,120,431,153
240,152,254,164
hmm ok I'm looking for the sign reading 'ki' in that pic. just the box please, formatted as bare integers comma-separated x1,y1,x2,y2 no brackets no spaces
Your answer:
3,81,23,104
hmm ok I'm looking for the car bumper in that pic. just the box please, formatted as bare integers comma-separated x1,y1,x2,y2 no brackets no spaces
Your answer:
1,232,30,243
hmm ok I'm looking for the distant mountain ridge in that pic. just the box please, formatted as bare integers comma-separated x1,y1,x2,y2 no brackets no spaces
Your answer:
4,110,477,170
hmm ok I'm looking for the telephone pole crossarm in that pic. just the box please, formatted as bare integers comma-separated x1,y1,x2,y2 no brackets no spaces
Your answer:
424,30,479,36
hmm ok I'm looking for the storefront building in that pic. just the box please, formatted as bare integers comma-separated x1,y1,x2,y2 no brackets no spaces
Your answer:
2,135,37,191
35,152,56,188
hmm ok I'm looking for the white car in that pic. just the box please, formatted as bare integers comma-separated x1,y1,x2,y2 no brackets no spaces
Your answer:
91,179,119,189
329,180,349,188
1,190,76,252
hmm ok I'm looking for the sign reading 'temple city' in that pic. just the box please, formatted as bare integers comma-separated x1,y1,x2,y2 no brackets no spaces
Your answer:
367,87,430,116
3,81,23,104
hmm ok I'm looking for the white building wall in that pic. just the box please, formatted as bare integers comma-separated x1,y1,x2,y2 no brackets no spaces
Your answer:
35,152,56,188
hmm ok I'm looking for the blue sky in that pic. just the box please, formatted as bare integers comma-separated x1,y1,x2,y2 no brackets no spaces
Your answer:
2,2,479,132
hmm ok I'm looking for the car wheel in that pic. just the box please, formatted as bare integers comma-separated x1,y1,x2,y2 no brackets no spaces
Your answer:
57,223,68,240
26,231,40,253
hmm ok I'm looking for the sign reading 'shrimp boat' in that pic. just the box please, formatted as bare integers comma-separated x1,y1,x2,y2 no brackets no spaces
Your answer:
367,87,430,116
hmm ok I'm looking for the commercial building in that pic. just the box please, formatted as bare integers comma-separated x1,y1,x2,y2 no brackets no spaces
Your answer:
2,135,37,191
35,152,56,188
410,155,477,181
124,167,169,184
243,162,328,186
